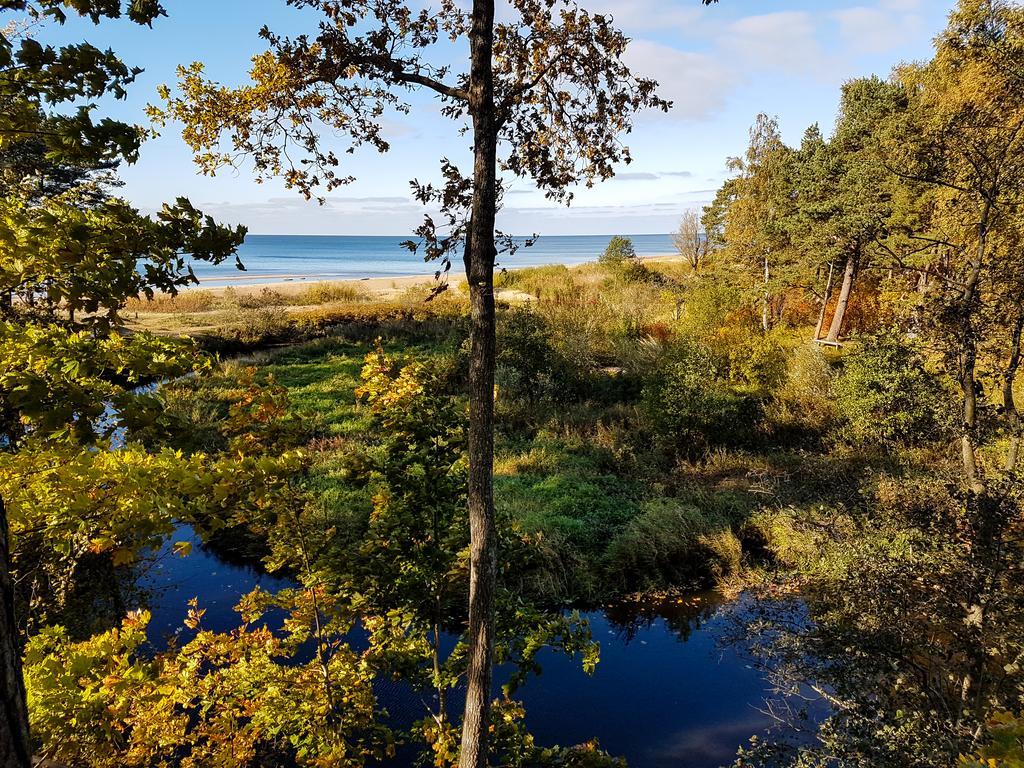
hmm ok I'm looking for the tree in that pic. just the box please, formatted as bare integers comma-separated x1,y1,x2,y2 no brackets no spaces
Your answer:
701,177,736,252
599,235,638,266
0,3,243,765
152,1,691,762
340,349,597,765
735,4,1024,763
722,114,799,332
880,2,1024,726
792,79,902,343
673,209,708,272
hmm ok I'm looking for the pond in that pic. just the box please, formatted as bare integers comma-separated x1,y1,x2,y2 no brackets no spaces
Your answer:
137,525,800,768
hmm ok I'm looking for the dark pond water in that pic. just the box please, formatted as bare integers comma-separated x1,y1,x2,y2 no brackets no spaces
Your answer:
137,525,795,768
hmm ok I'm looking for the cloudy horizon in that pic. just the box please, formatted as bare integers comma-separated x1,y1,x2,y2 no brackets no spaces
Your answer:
53,0,956,236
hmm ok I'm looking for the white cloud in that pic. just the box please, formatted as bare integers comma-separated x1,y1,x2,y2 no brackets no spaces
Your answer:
624,40,736,121
879,0,923,12
834,4,925,55
612,172,660,181
722,11,835,78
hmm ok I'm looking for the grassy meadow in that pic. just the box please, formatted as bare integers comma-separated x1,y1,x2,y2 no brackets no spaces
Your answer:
135,254,950,605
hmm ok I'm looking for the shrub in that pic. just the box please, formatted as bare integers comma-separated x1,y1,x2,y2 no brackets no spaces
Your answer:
675,277,750,341
613,259,665,287
764,343,840,441
598,235,637,266
233,286,290,309
234,307,294,344
729,329,789,391
535,294,607,372
497,305,592,406
642,344,760,457
832,329,953,446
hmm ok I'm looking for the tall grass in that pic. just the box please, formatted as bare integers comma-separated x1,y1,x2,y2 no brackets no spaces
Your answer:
124,290,217,313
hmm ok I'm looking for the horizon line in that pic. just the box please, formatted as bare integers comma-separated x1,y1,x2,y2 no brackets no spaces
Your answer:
243,231,674,238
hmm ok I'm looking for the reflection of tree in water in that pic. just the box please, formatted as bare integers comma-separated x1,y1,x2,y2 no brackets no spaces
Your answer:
41,554,152,641
728,530,1024,768
196,523,280,573
603,591,723,643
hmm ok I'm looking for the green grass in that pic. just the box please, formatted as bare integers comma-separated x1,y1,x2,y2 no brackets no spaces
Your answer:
496,445,643,554
256,341,371,437
231,337,452,437
159,300,886,602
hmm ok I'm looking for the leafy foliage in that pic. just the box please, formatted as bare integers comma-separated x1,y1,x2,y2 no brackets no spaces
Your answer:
643,345,760,458
832,330,952,445
26,593,391,768
598,236,637,267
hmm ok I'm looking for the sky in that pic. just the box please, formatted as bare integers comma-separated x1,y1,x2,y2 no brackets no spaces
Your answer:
40,0,958,236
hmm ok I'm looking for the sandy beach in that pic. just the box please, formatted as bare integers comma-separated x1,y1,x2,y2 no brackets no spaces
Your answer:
195,252,681,300
200,272,445,300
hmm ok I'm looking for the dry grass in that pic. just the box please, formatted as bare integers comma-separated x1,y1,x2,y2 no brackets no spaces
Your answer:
124,290,218,314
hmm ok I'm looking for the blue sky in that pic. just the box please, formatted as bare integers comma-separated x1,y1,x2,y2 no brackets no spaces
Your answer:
42,0,956,236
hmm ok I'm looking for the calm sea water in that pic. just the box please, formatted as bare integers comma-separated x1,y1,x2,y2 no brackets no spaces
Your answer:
195,234,675,286
139,525,795,768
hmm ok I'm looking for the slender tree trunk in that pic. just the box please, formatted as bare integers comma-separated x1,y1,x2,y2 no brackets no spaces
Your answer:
0,496,31,768
459,2,498,766
1003,312,1024,473
432,619,447,725
814,260,835,341
761,252,770,333
955,209,994,720
825,252,857,343
960,212,990,497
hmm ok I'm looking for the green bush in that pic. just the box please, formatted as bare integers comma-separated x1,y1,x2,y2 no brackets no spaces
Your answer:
832,330,953,445
598,235,637,266
231,286,291,309
234,307,295,344
612,259,665,287
642,344,760,457
729,329,789,391
496,306,585,403
764,343,840,442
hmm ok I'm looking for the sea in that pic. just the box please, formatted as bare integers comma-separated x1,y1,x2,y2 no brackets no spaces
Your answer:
193,233,675,286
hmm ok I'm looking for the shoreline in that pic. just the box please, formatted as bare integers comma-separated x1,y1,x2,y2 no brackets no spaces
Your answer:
192,253,682,297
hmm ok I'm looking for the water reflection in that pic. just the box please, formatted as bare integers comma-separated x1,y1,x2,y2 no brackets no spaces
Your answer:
136,528,794,768
516,594,783,768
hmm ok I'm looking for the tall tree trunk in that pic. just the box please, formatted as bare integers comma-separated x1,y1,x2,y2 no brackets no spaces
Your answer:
761,252,770,333
459,1,498,766
814,261,835,342
825,252,857,342
960,211,990,497
956,207,993,719
0,497,31,768
1003,312,1024,473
